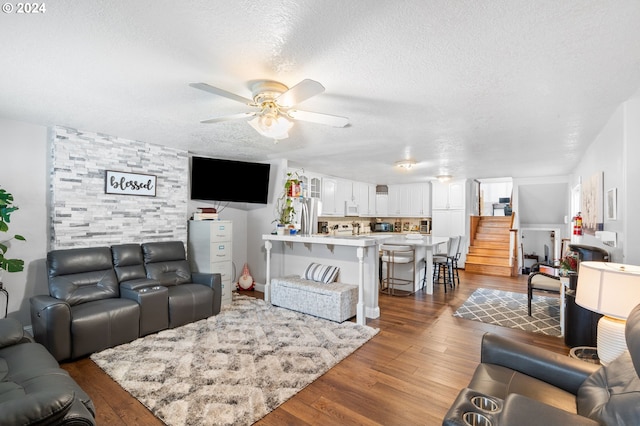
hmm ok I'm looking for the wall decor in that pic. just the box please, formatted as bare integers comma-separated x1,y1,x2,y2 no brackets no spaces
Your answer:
581,171,604,235
606,188,617,221
51,126,188,249
105,170,157,197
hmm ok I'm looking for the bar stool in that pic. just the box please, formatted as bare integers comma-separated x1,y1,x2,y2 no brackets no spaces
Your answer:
433,236,461,292
379,244,415,296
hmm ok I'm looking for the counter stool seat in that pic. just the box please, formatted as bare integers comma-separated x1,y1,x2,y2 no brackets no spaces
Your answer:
380,244,415,297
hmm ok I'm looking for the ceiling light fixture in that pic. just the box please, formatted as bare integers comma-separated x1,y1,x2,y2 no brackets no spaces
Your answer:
437,174,453,182
395,160,416,169
247,102,293,141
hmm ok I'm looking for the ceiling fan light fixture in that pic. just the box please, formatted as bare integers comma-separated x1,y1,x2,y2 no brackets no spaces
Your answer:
248,113,293,140
395,159,416,169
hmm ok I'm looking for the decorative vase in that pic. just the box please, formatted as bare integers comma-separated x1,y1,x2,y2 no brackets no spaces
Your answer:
276,224,286,235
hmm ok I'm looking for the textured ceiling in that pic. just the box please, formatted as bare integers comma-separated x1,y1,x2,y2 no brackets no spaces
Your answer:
1,1,640,184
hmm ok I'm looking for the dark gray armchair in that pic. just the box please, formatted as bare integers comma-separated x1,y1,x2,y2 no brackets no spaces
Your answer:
0,317,96,425
443,303,640,425
141,241,222,328
30,247,140,361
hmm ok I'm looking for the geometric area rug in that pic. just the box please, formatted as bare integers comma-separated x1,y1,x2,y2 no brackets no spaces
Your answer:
453,288,561,337
91,294,379,426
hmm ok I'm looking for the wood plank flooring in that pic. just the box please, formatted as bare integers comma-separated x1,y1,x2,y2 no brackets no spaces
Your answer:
61,270,569,425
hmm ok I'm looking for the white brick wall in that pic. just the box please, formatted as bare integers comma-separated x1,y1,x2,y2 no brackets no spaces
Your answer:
50,126,188,249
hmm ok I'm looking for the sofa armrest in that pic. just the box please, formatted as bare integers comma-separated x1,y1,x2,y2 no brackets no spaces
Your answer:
0,318,26,348
501,393,600,425
120,278,161,292
480,333,598,394
192,272,222,315
30,295,72,362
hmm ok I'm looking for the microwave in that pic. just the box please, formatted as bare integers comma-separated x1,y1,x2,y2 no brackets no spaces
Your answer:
345,201,359,216
373,222,393,232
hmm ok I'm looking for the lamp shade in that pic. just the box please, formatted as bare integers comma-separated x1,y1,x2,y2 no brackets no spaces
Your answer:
576,261,640,319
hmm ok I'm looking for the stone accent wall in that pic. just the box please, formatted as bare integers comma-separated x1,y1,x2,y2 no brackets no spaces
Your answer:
50,126,188,249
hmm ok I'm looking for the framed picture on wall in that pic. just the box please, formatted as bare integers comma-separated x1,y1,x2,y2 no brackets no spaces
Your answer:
105,170,157,197
581,171,604,234
606,188,617,221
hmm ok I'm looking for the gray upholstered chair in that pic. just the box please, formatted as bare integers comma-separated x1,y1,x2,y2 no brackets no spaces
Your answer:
30,247,140,362
141,241,222,328
443,303,640,425
0,317,96,425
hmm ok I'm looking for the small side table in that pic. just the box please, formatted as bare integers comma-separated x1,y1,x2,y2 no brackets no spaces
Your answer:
0,281,8,318
570,346,600,365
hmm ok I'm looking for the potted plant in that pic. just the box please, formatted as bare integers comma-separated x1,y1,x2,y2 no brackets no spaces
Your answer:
0,187,26,277
274,170,302,235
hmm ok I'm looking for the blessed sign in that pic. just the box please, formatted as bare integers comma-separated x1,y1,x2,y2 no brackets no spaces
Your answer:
105,170,157,197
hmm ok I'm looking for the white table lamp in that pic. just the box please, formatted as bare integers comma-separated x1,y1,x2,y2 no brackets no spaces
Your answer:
576,261,640,365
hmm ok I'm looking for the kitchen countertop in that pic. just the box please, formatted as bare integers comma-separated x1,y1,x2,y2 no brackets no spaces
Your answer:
263,233,378,247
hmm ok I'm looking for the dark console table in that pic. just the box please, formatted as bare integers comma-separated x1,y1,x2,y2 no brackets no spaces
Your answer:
564,273,602,347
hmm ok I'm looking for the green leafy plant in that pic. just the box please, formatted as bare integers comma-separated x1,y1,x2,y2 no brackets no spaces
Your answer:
0,187,26,274
274,170,302,225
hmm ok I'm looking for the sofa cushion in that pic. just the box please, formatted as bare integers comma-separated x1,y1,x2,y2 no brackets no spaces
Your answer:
111,243,147,283
70,298,140,359
0,318,25,349
0,387,74,426
0,340,96,421
577,351,640,424
142,241,186,263
167,284,214,328
469,363,578,413
142,241,192,285
48,247,119,305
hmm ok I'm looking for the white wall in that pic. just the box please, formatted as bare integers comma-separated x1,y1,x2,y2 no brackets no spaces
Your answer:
570,99,627,262
0,119,49,325
624,92,640,264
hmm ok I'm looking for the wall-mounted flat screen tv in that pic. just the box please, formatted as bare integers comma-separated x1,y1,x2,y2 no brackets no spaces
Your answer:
190,156,270,204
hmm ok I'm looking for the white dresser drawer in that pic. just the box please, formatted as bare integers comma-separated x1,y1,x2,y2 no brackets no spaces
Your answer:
210,222,232,241
210,242,232,262
209,261,233,282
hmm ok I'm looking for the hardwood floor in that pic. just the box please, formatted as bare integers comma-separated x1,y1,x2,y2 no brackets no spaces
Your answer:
61,270,569,425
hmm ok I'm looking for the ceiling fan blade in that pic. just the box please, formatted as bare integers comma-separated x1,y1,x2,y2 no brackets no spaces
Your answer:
288,109,349,127
190,83,254,105
200,112,256,124
276,79,325,107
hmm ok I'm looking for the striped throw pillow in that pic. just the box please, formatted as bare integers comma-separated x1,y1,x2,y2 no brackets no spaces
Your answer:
302,263,339,284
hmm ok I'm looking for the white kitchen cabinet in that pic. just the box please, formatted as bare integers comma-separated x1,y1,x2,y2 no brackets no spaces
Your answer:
376,193,388,216
433,180,465,210
188,220,234,306
298,171,322,199
321,176,352,216
320,177,337,215
359,183,376,216
386,183,430,217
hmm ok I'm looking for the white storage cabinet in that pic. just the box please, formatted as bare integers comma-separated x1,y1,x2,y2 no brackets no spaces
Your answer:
188,220,234,306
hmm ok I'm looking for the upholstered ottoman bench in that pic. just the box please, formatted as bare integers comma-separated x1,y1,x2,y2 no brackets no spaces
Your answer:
270,275,358,323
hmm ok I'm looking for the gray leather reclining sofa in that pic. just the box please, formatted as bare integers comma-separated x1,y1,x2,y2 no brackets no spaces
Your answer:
30,241,222,362
443,303,640,425
0,317,96,425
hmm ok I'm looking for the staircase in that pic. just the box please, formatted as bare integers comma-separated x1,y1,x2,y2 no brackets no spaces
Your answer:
465,216,514,277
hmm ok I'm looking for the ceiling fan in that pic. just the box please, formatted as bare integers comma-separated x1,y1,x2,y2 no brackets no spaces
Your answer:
189,79,349,140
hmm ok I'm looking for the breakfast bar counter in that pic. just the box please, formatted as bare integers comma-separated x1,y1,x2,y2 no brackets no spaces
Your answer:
263,234,379,325
263,233,450,325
